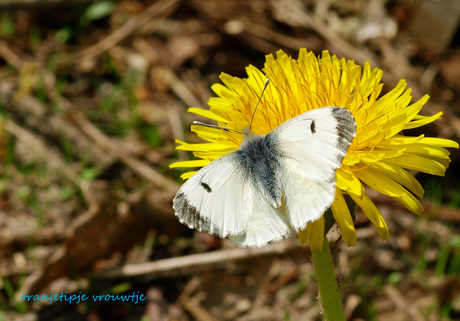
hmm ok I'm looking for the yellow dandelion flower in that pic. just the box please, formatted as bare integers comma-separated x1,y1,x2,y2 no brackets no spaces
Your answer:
171,49,458,250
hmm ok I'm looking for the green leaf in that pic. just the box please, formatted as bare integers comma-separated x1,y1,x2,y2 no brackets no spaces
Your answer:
80,167,101,181
55,27,73,44
0,13,15,37
82,1,115,22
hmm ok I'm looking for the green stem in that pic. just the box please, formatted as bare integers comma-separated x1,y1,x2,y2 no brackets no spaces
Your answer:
311,240,346,321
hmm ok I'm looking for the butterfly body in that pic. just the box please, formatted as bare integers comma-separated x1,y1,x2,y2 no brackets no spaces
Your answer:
235,133,283,208
173,107,356,247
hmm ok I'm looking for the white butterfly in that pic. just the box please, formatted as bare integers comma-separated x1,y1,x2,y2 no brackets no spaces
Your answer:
173,106,356,247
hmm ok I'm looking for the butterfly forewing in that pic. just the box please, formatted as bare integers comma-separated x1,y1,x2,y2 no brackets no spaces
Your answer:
268,107,355,182
173,153,252,237
269,107,356,230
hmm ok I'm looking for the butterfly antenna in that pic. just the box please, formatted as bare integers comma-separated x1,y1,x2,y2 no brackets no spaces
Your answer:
192,121,241,134
249,78,269,131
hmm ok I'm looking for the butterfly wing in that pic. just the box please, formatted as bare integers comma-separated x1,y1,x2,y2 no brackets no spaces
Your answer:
267,106,356,230
228,187,291,247
173,152,252,237
174,107,355,245
174,148,291,247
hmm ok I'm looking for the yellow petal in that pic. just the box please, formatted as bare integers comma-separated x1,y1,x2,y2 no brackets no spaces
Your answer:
418,137,459,149
379,143,452,160
191,125,242,145
208,96,233,109
298,223,312,244
211,82,237,99
175,141,236,152
337,168,364,196
188,107,230,123
169,159,210,169
193,150,230,159
393,192,424,215
359,94,429,147
384,154,446,176
298,215,325,251
219,72,245,92
373,79,407,113
344,148,406,166
309,216,325,251
180,171,197,180
246,65,266,84
372,162,424,198
331,191,356,246
404,112,443,129
379,134,424,146
355,167,407,198
349,192,390,241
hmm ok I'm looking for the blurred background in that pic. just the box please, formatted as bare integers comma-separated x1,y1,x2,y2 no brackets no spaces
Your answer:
0,0,459,320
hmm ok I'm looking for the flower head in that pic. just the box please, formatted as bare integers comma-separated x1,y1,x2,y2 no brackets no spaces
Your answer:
171,49,458,250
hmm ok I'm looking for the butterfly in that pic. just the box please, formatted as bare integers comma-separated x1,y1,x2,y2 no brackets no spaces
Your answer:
173,106,356,247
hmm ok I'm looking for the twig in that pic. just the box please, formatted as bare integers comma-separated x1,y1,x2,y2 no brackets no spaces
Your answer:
176,277,201,304
270,0,378,67
374,38,421,97
5,119,82,187
0,40,22,69
159,67,202,161
167,104,188,161
69,110,179,190
183,299,219,321
242,19,318,51
92,240,305,279
19,181,117,296
0,83,116,172
160,68,202,108
68,0,181,62
0,228,66,257
384,285,425,321
191,1,317,54
0,0,98,9
2,75,178,190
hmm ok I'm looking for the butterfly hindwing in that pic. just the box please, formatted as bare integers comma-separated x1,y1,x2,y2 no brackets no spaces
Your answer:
281,166,336,231
229,187,291,247
173,152,252,237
